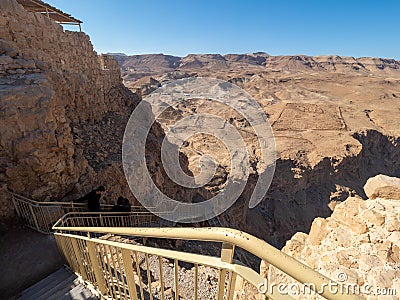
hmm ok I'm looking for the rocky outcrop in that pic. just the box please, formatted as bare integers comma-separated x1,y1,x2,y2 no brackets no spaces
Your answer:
263,176,400,299
364,174,400,200
0,0,101,223
0,0,158,225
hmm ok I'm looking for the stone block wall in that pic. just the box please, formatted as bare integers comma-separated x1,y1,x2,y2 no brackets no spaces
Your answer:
0,0,126,123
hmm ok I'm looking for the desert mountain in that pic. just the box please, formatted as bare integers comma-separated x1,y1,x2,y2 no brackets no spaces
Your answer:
113,52,400,82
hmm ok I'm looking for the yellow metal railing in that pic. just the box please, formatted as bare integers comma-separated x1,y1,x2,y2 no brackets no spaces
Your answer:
53,211,176,229
52,226,364,300
11,192,87,234
10,192,154,234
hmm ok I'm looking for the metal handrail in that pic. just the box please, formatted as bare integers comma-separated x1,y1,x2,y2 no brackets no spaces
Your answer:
53,211,175,229
11,192,87,234
54,231,269,300
53,226,363,300
10,191,151,234
10,191,122,209
11,190,365,299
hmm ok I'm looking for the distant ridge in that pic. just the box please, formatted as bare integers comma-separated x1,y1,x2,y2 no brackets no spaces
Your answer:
109,52,400,76
106,52,127,56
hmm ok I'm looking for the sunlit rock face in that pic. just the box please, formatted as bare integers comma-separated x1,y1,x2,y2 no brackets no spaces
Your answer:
263,176,400,300
0,0,191,225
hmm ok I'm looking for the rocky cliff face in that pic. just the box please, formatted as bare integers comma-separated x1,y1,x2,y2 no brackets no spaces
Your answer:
264,175,400,299
0,0,197,226
0,0,131,224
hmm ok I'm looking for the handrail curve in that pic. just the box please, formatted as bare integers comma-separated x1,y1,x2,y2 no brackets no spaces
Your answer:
53,226,363,300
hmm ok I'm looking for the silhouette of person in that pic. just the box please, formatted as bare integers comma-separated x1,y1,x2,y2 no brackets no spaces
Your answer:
123,198,131,212
111,196,126,212
75,186,105,212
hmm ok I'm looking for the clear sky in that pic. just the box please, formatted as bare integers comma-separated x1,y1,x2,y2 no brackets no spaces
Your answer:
47,0,399,59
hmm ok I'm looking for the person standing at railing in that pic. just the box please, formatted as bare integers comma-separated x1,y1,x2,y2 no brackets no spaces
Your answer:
74,186,106,212
123,197,131,212
111,196,128,212
111,196,131,227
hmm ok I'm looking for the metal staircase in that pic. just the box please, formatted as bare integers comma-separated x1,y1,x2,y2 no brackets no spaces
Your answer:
11,193,363,300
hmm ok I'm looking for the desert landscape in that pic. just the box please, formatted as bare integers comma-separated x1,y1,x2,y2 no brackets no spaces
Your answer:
111,52,400,245
1,0,400,298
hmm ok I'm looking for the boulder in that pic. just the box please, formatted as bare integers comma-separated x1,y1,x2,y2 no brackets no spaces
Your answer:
331,197,368,234
266,193,400,299
364,174,400,200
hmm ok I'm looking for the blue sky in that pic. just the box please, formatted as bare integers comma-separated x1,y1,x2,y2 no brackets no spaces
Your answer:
47,0,399,59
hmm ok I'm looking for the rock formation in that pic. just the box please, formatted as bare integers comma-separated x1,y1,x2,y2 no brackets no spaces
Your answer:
364,174,400,200
264,175,400,299
114,52,400,87
0,0,196,227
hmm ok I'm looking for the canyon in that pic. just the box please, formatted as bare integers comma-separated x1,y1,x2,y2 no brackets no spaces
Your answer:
113,52,400,246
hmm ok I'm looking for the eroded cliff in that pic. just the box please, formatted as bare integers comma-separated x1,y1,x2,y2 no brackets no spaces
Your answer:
0,0,197,226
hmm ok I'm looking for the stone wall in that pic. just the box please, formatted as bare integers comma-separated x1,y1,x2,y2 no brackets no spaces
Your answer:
0,0,127,122
0,0,137,226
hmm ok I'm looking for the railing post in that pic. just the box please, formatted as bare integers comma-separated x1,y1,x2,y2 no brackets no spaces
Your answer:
218,242,235,300
11,195,21,218
121,249,138,300
87,240,107,295
70,238,87,281
99,214,104,227
227,272,238,300
174,259,179,300
233,276,245,299
28,204,41,232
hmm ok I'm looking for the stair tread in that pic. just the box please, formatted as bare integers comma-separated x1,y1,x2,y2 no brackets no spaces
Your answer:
19,265,98,300
46,281,88,300
20,268,72,297
58,284,96,300
34,275,78,300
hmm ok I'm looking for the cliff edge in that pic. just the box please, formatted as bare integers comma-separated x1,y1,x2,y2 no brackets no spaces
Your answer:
0,0,125,222
263,174,400,299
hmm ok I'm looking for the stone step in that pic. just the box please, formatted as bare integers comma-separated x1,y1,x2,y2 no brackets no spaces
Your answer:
18,267,97,300
33,275,78,300
58,283,95,300
19,268,71,297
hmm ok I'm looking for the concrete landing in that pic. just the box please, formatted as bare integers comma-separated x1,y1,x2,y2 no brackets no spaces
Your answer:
0,226,64,299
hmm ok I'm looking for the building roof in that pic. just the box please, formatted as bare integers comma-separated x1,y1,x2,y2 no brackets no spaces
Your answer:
16,0,82,26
